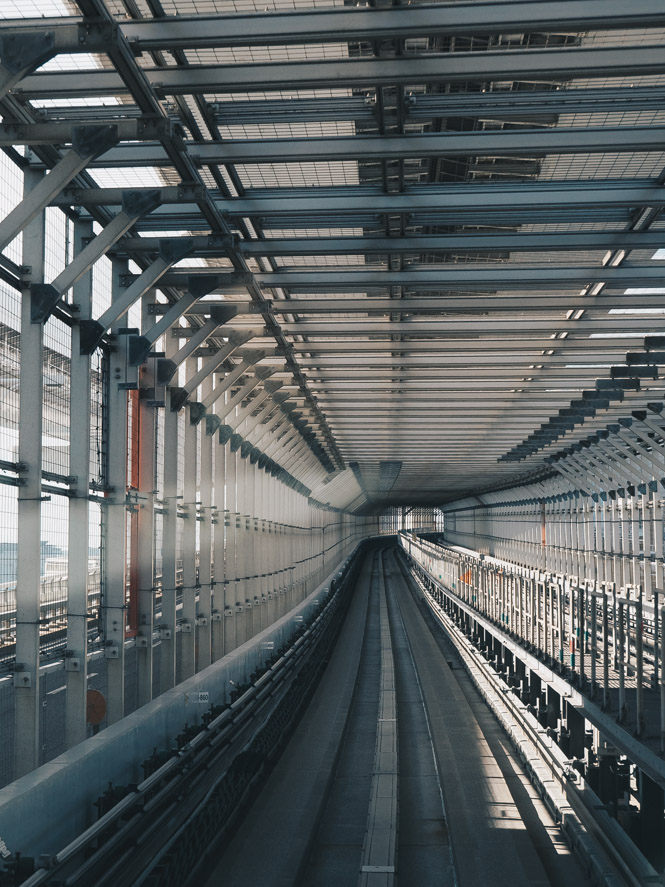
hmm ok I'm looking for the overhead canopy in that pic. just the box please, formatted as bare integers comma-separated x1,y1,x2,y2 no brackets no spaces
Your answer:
3,0,665,510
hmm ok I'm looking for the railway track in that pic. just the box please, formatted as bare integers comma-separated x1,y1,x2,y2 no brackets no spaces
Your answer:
200,545,628,887
10,542,660,887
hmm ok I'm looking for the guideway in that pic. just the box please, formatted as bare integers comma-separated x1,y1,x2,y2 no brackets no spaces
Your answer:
201,546,596,887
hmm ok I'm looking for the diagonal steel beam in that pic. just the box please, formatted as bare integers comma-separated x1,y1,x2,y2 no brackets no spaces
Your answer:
130,277,238,367
79,239,194,354
202,353,268,411
0,125,118,257
158,328,251,385
30,189,162,324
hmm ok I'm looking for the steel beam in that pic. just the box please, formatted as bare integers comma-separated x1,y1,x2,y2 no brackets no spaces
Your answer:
66,180,665,217
0,118,169,146
0,20,113,100
231,380,283,428
14,170,46,779
244,230,663,255
65,220,93,750
31,190,162,324
273,318,664,335
94,126,665,166
19,46,665,98
117,229,665,258
136,294,156,708
118,2,665,49
268,294,665,313
161,329,251,385
80,240,194,354
103,259,129,725
198,85,665,125
202,353,268,411
0,125,118,256
153,264,665,291
172,347,266,410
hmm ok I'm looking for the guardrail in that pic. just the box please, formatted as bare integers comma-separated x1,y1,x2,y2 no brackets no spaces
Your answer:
400,552,661,887
2,546,365,887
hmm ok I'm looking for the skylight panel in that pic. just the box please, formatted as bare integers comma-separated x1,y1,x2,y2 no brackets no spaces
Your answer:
36,55,105,74
91,168,165,188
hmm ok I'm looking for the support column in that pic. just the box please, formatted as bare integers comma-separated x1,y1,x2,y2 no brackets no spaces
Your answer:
14,170,46,778
235,446,248,646
136,295,156,708
65,220,92,748
103,258,129,725
179,358,198,680
223,440,237,654
160,339,178,692
211,421,225,662
197,378,213,670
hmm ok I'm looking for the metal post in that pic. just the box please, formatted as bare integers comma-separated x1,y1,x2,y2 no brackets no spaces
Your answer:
618,600,627,723
661,605,665,753
578,582,585,686
180,361,198,680
65,219,92,749
223,441,237,654
655,589,660,695
136,295,156,708
636,593,645,737
103,258,129,725
212,419,225,662
235,450,247,646
591,591,597,696
159,327,179,692
14,169,46,778
602,588,610,710
197,377,213,670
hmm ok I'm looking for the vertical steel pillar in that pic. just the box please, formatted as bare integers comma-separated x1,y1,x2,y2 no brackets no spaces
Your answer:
197,381,213,670
235,450,247,646
14,170,46,777
212,424,225,661
223,442,237,654
180,360,198,680
65,219,92,748
159,332,179,693
246,460,257,639
104,258,129,724
136,295,156,708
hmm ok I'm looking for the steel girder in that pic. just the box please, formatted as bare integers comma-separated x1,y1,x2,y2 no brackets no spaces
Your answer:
58,180,665,213
149,264,665,291
72,126,665,167
115,230,665,258
18,45,665,98
117,2,665,48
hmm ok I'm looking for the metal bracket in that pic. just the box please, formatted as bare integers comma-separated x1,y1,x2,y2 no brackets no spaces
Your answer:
205,414,221,436
169,386,189,412
0,30,55,75
78,318,106,355
158,237,195,265
157,357,178,386
30,282,61,324
71,124,119,160
121,188,162,219
189,401,206,425
218,424,234,446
